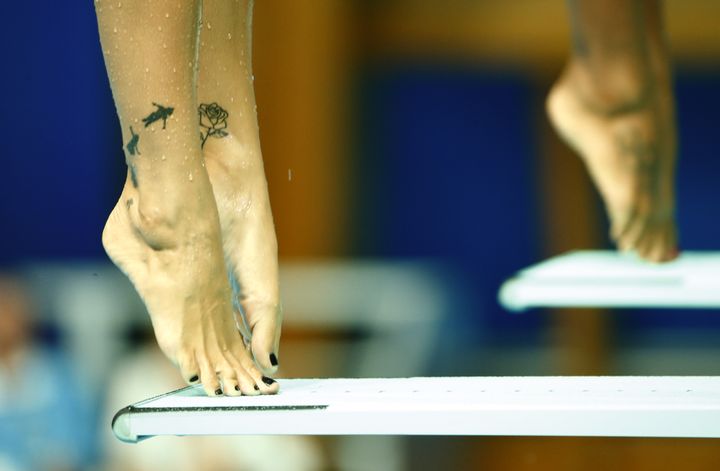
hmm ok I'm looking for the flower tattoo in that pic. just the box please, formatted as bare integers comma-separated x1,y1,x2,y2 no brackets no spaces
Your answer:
198,102,229,148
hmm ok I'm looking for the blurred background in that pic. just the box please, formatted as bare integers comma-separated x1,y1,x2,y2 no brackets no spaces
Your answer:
2,0,720,470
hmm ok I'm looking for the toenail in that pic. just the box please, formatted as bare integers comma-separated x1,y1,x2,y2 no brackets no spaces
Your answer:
215,388,223,396
189,375,199,383
234,385,241,392
254,384,260,391
269,353,278,366
262,376,275,386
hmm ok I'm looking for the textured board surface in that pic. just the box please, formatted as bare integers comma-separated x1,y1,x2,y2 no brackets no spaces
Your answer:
113,376,720,442
498,250,720,311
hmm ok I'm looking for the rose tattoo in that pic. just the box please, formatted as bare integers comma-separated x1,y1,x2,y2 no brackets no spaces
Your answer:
198,102,229,148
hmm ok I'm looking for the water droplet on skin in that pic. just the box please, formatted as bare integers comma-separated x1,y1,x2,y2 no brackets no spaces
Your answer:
288,169,292,181
158,26,162,32
145,67,149,73
113,27,118,33
227,33,232,40
251,75,255,81
117,1,122,7
162,43,167,49
165,12,170,18
206,22,212,29
230,97,234,103
172,67,176,73
161,154,166,161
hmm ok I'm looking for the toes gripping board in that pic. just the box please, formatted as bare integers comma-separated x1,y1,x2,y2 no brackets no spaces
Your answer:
113,377,720,442
499,250,720,311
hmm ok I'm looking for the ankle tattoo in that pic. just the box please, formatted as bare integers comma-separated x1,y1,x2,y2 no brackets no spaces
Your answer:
198,102,229,148
126,126,141,156
142,102,175,129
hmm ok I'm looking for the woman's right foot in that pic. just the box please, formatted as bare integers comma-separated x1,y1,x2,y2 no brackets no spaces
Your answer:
546,60,679,262
102,178,279,397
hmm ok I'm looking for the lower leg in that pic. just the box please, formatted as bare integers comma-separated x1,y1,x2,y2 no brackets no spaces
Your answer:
95,0,277,396
197,0,282,374
548,0,677,262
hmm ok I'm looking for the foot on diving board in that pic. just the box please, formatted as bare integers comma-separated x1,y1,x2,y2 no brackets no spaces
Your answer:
113,376,720,442
498,250,720,311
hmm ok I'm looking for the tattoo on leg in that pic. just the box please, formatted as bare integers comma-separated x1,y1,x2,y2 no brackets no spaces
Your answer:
129,165,139,188
142,102,175,129
198,102,229,148
567,1,589,57
126,126,141,156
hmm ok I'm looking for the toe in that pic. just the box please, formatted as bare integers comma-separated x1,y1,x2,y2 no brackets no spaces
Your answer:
216,365,239,397
646,225,669,263
177,351,201,385
198,355,222,397
658,224,679,263
618,214,647,253
224,346,261,395
639,230,663,263
609,208,633,244
257,375,280,395
247,304,282,374
664,225,680,262
235,368,260,395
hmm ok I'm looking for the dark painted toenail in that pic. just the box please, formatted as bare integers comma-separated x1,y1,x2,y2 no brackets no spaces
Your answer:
254,384,260,391
269,353,278,366
262,376,275,386
235,385,240,392
189,375,199,383
215,388,223,396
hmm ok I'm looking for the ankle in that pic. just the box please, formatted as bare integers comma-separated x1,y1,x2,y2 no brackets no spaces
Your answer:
128,188,217,251
564,58,659,115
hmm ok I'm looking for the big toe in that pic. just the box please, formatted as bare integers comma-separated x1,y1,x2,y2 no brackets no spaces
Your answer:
247,304,282,374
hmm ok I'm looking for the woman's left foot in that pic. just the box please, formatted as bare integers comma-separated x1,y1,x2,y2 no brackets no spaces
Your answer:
547,60,679,262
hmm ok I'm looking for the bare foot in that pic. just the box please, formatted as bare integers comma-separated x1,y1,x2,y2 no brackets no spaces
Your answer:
546,61,678,262
202,135,282,375
102,177,279,397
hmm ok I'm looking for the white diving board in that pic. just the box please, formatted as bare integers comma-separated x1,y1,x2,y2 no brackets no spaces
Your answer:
113,376,720,442
498,250,720,311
